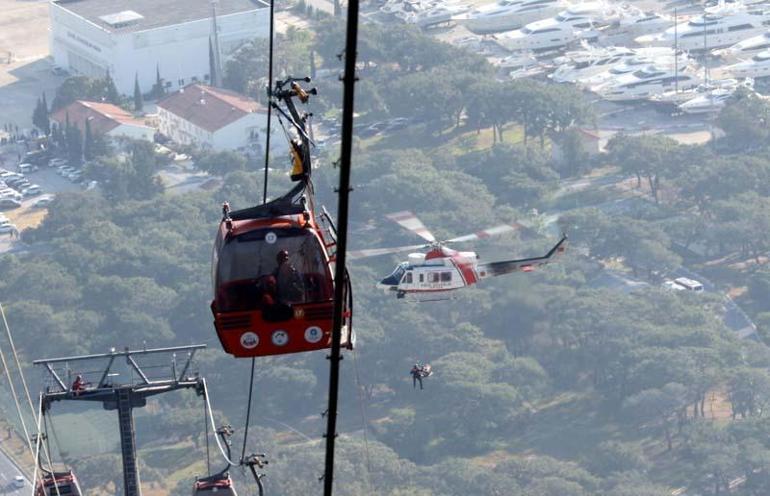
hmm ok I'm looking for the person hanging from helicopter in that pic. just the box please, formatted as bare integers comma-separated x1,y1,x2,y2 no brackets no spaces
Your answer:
411,363,432,390
273,250,304,303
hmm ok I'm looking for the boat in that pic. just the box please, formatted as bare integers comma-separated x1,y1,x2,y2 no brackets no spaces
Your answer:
495,1,619,52
580,49,689,88
649,78,741,104
603,8,674,44
456,0,567,34
402,3,470,27
725,49,770,77
550,45,636,83
594,63,702,101
714,30,770,59
678,86,736,113
636,9,770,51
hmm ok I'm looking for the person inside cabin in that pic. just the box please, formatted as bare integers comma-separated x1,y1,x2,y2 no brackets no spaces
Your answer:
411,364,424,390
274,250,303,303
261,275,277,307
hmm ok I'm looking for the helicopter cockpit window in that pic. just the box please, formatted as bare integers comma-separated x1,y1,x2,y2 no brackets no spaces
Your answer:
215,227,330,312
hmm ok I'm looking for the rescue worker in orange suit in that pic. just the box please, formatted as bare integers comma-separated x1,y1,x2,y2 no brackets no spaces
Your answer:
274,250,303,303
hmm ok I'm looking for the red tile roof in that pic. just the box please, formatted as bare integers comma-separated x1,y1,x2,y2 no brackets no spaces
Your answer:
157,84,265,132
50,101,149,134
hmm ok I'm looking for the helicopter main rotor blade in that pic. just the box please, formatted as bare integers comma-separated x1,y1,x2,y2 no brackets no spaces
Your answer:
445,222,523,244
348,244,428,260
386,211,436,243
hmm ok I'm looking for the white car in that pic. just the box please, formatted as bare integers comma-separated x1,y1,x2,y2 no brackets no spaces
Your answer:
33,196,54,208
67,171,82,181
22,185,42,197
49,158,67,167
13,475,25,488
58,166,75,176
0,223,17,234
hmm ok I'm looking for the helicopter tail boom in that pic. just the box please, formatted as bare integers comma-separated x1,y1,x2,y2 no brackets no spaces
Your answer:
476,235,567,279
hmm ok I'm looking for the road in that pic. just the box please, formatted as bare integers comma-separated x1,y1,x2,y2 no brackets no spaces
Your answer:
0,445,29,495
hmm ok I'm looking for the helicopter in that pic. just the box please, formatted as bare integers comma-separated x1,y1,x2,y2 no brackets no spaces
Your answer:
210,77,354,358
349,211,567,298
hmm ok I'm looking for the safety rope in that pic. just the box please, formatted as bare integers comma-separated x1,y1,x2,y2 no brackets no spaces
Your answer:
240,357,257,463
202,379,239,467
262,0,275,204
351,349,373,492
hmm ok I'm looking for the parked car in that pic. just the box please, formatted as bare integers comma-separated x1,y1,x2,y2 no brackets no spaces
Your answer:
0,198,21,210
0,223,17,234
18,163,38,173
49,158,67,167
33,196,54,208
58,166,76,176
12,475,25,488
22,184,42,197
0,170,14,179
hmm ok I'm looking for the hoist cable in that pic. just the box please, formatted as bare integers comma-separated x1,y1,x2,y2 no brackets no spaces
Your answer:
262,0,275,204
240,357,257,463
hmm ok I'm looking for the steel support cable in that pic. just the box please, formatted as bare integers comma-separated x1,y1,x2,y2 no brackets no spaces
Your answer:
322,0,360,489
262,0,276,205
1,303,39,427
204,394,211,476
30,398,42,496
202,379,239,467
0,307,33,458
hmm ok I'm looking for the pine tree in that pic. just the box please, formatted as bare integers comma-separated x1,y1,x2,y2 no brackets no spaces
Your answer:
104,70,120,104
133,73,144,111
41,92,50,135
32,97,44,132
66,122,82,164
209,37,218,87
84,118,92,161
153,64,165,99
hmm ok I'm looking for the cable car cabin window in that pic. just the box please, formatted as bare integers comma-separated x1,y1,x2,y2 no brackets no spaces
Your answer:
215,227,331,313
441,272,452,282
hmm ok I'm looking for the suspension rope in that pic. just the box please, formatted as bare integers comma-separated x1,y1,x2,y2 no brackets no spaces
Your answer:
31,409,42,496
0,304,38,426
202,379,239,467
262,0,275,204
0,306,33,459
240,357,257,463
204,393,211,476
351,349,373,492
36,395,62,496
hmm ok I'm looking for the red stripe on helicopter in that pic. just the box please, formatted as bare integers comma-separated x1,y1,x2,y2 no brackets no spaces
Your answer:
453,259,477,285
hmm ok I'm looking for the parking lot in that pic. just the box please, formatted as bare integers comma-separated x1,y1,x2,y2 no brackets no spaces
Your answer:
0,0,63,129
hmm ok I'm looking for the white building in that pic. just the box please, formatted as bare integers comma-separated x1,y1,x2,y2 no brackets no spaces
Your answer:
50,100,155,141
157,84,269,151
49,0,268,95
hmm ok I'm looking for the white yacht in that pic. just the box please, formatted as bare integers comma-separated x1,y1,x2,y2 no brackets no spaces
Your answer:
595,64,702,100
580,49,688,88
495,2,618,52
678,86,736,113
402,3,470,27
725,49,770,77
714,30,770,59
650,78,740,104
457,0,567,34
550,46,636,83
636,9,770,51
604,8,674,44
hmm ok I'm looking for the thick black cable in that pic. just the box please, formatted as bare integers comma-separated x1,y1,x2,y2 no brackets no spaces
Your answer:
322,0,360,491
262,0,275,204
240,357,257,463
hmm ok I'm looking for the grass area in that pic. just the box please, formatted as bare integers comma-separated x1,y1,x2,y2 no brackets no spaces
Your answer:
361,122,530,157
0,416,35,478
5,205,46,230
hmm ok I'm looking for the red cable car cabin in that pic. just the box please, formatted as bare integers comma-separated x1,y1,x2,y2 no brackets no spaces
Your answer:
211,183,354,358
193,473,238,495
35,470,82,496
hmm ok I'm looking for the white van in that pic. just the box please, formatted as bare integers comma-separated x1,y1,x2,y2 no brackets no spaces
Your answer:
673,277,704,292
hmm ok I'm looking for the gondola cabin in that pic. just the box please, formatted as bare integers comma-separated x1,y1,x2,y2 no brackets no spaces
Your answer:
35,470,82,496
211,187,353,358
193,474,238,495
